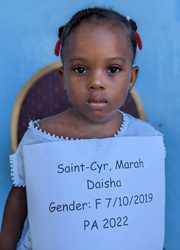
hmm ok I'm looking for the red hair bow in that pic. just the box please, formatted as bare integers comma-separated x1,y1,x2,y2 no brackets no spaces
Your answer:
54,39,61,56
135,32,142,50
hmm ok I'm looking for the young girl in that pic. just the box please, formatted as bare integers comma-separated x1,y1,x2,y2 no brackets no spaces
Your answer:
0,7,161,250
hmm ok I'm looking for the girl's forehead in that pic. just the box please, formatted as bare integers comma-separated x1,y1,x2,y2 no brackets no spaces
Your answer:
64,22,132,63
70,20,126,39
66,21,128,49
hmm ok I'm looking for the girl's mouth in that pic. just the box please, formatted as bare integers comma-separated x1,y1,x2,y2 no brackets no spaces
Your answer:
86,97,108,109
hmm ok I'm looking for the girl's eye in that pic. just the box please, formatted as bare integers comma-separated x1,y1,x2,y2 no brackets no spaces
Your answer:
73,66,87,74
107,66,121,74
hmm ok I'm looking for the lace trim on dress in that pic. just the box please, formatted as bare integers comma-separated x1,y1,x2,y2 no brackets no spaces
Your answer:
16,226,32,250
28,111,127,140
10,154,26,187
23,229,32,250
113,111,126,137
28,120,68,141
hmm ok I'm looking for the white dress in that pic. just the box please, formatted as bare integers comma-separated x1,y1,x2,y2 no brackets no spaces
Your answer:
10,112,163,249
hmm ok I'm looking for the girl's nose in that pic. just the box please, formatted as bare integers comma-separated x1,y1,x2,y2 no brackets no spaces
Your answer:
88,71,106,90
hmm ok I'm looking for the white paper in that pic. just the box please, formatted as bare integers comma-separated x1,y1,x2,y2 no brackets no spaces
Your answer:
23,136,165,250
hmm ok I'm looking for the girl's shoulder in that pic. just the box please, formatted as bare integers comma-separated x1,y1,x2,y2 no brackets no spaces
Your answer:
10,116,66,188
122,112,162,137
25,110,75,143
38,114,64,137
38,110,76,139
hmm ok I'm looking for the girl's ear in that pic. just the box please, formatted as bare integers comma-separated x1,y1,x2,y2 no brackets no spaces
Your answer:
59,66,66,90
129,66,139,91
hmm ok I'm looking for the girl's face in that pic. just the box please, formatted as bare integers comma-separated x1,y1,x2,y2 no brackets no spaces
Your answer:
60,21,138,124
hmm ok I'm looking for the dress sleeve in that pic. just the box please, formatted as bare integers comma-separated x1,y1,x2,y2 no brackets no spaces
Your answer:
10,132,28,187
9,120,62,187
10,153,25,187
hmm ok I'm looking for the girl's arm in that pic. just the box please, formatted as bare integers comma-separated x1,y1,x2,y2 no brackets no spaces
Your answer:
0,186,27,250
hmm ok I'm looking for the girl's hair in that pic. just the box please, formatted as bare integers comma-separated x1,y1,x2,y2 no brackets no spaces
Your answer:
57,7,140,63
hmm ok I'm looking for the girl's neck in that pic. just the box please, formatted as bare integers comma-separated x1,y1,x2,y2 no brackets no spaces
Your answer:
62,108,123,139
39,109,123,139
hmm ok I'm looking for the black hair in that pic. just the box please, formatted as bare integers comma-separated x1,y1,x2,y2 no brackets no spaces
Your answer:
57,7,139,63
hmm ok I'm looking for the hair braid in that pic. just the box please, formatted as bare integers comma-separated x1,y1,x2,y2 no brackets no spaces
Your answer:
56,7,141,63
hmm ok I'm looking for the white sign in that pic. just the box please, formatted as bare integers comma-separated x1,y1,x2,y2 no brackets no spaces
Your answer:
23,136,165,250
